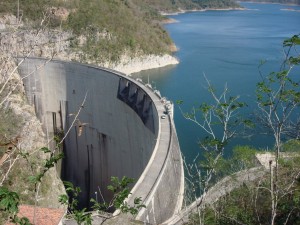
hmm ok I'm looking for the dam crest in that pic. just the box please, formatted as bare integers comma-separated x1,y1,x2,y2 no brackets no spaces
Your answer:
18,58,184,224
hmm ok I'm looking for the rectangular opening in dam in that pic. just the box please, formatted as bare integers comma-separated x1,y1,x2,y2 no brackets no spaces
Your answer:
117,78,155,133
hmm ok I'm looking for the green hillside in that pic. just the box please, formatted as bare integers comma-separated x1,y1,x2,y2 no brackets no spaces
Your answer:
238,0,300,5
134,0,240,12
0,0,240,62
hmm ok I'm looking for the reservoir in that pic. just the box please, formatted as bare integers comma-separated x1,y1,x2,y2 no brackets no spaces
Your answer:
132,2,300,162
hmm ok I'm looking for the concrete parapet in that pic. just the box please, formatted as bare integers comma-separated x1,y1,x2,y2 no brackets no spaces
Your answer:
17,57,184,224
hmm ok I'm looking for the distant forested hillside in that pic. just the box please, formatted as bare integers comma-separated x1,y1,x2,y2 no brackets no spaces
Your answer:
136,0,240,12
0,0,240,62
238,0,300,5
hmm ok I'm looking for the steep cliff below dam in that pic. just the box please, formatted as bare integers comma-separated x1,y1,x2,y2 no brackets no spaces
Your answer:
17,57,184,224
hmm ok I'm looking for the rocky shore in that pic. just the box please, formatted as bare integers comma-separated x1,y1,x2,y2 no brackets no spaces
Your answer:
160,7,246,15
108,54,179,75
0,14,179,77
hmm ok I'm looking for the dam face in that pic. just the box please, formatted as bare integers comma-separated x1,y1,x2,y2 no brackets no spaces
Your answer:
18,58,184,224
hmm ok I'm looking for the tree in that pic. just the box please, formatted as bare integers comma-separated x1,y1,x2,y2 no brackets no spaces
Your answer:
183,35,300,225
255,34,300,225
0,11,68,224
177,75,248,223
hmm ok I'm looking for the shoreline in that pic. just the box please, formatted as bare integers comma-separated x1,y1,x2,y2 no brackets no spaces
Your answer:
160,7,246,16
161,18,179,24
280,8,300,12
120,7,246,74
238,1,300,6
108,54,179,75
114,0,299,75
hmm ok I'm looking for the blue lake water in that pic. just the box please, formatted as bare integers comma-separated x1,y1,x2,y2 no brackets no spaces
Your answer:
132,2,300,162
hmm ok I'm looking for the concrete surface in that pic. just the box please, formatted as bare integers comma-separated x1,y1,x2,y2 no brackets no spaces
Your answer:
255,152,300,169
165,167,267,225
18,57,184,224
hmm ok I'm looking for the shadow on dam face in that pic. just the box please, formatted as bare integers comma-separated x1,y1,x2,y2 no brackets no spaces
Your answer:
18,57,184,224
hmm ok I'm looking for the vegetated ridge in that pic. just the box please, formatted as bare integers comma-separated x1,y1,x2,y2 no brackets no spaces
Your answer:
135,0,241,12
238,0,300,5
0,0,241,65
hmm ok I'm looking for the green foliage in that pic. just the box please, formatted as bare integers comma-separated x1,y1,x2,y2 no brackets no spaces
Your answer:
59,181,92,225
200,145,259,181
60,176,145,223
134,0,240,12
256,34,300,113
256,35,300,165
255,34,300,159
0,0,240,63
179,78,250,206
192,156,300,225
199,137,227,153
0,0,173,61
0,0,50,21
282,139,300,152
0,144,64,223
0,187,19,214
28,148,63,185
65,0,173,62
107,176,145,215
179,81,248,155
0,187,33,225
12,216,32,225
107,176,134,193
232,145,257,161
40,147,51,153
187,34,300,225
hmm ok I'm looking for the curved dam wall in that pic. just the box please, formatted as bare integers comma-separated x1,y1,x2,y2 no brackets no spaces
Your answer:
18,57,184,224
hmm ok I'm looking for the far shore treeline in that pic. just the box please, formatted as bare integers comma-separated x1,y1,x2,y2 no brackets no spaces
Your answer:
238,0,300,5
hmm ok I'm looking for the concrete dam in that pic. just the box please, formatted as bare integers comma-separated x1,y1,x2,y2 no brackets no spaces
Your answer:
18,58,184,224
